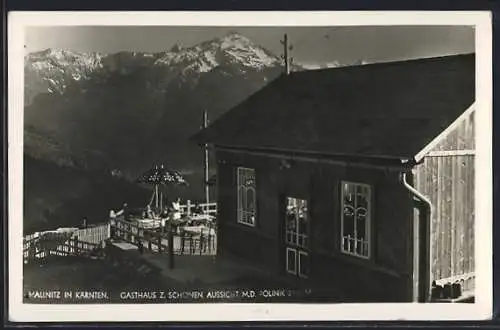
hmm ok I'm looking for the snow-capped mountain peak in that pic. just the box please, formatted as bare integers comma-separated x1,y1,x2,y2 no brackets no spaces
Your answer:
154,32,281,73
212,32,280,69
27,48,104,69
218,31,253,50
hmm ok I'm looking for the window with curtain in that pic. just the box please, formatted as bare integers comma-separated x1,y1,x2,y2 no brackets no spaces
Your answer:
341,181,371,259
237,167,256,226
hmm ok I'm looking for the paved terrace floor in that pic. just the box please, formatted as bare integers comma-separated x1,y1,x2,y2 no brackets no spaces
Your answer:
108,241,322,301
110,241,361,303
112,241,277,286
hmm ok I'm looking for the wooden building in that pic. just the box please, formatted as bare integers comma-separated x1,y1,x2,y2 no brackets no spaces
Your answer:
193,54,475,302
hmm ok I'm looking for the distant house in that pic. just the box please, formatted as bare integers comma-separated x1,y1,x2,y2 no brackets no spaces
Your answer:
193,54,475,303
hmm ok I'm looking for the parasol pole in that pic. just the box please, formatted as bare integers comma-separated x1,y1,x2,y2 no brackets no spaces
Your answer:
155,184,159,210
160,190,163,212
203,110,210,213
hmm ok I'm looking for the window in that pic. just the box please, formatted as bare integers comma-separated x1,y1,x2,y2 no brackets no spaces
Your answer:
285,197,309,248
237,167,256,226
285,197,310,278
341,181,371,259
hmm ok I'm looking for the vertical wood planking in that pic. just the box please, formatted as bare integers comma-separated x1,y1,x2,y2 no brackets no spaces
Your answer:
413,110,475,282
451,153,457,276
468,154,475,273
419,154,475,281
442,156,451,278
436,156,443,279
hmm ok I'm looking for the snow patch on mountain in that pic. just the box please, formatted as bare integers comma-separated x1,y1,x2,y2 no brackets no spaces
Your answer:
25,49,105,102
300,61,341,70
215,33,280,69
298,59,371,71
27,49,104,70
203,51,218,67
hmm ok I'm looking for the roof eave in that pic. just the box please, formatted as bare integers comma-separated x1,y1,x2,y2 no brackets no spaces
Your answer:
214,143,414,169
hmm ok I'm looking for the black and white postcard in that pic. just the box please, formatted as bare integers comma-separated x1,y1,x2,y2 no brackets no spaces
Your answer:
7,11,493,322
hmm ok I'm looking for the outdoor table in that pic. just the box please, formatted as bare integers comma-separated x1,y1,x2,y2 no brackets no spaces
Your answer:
190,214,215,222
157,218,187,235
184,214,215,226
134,218,162,229
183,225,216,237
169,218,187,226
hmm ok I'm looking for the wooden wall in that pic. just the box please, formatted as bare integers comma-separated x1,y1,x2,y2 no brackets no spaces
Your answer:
414,110,475,281
215,150,282,274
215,149,415,302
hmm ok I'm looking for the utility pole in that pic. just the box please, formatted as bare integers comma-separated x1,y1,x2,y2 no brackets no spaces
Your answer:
280,33,294,75
202,111,210,212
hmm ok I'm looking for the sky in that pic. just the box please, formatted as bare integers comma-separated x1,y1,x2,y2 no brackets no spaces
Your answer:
25,26,475,65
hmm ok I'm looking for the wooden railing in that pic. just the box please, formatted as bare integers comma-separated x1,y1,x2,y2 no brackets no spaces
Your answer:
23,224,110,264
73,225,111,245
36,239,103,259
117,201,217,219
110,217,216,256
23,201,217,264
179,200,217,217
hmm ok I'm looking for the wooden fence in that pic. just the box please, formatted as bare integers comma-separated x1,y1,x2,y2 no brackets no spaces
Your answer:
35,238,103,259
23,224,110,264
110,217,216,256
117,201,217,220
73,225,111,245
179,201,217,217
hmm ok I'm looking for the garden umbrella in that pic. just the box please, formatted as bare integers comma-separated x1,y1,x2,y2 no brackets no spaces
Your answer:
137,164,188,215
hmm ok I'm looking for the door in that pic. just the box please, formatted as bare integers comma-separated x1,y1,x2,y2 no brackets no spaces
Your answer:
284,197,310,278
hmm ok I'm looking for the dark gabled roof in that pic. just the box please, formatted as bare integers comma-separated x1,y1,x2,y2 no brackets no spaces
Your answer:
193,54,475,160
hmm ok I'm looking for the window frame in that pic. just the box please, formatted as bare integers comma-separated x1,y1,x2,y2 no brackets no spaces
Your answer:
236,166,257,227
340,181,372,260
286,247,297,275
285,197,310,249
284,196,311,279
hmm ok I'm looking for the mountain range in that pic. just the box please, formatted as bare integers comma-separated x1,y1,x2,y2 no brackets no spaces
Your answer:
23,32,353,232
24,33,303,173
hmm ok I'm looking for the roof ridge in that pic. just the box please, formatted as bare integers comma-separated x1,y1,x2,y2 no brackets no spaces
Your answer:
289,52,475,76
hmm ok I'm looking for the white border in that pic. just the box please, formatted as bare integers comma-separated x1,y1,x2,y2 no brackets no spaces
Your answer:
8,11,493,322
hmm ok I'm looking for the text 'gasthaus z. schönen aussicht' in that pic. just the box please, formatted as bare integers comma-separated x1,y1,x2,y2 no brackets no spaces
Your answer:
119,289,294,301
